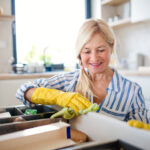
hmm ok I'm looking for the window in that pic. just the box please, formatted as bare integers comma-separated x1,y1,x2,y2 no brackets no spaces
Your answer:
15,0,86,70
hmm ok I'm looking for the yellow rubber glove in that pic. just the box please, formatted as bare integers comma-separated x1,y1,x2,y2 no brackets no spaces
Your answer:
128,120,150,131
31,87,91,112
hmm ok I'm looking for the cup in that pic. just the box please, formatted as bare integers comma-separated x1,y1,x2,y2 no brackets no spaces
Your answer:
0,7,3,15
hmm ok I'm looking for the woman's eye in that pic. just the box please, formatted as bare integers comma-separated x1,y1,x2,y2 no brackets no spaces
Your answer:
98,49,105,52
82,49,90,54
84,51,90,54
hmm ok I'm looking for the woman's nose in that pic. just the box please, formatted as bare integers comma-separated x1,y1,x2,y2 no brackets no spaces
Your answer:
90,52,99,61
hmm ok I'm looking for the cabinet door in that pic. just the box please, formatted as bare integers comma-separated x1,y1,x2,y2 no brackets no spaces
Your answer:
131,0,150,22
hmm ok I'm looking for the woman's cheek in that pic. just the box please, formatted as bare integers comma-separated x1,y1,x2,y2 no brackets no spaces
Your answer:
104,52,111,60
80,56,87,66
82,58,88,67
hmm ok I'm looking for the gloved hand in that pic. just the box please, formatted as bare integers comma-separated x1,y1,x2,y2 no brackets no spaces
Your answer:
128,120,150,130
31,87,91,112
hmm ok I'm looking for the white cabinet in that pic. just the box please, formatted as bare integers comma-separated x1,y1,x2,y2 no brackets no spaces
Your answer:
101,0,131,28
0,79,38,107
0,79,28,107
101,0,150,28
131,0,150,23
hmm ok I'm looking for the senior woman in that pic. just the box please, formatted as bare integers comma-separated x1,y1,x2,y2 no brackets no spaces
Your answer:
16,19,149,123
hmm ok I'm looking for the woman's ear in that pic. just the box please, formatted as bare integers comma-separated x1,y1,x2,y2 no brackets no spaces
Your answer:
78,56,82,65
78,55,81,60
81,66,84,70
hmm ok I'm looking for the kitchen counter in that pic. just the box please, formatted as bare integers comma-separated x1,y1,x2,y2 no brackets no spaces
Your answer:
1,69,150,80
0,71,64,80
118,69,150,76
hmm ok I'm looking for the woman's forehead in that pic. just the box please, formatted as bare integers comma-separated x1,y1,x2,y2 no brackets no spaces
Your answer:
84,33,108,47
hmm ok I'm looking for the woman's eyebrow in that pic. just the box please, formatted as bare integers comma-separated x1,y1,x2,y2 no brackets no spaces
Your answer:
83,45,107,49
83,47,90,49
96,45,106,48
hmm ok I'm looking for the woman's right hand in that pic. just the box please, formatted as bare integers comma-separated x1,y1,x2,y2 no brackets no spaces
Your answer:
27,87,91,113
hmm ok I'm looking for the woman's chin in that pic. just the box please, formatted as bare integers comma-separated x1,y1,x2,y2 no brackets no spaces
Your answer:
89,68,105,74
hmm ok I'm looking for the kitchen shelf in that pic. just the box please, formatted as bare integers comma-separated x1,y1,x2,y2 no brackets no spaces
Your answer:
101,0,129,6
109,17,131,28
0,15,15,22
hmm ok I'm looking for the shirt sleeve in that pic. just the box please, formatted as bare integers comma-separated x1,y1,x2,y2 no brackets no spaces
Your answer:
16,78,51,107
16,71,78,106
128,86,150,124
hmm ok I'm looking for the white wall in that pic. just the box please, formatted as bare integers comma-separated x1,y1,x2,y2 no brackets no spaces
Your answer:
91,0,101,19
114,20,150,65
0,0,13,73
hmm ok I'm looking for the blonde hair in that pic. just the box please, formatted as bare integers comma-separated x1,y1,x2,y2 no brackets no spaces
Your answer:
75,19,116,100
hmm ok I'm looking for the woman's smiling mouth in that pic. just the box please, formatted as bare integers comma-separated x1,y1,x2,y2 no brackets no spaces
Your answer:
89,62,103,68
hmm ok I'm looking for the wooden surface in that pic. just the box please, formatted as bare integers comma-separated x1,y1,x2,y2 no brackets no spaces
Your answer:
1,67,150,81
0,122,75,150
0,72,60,80
101,0,129,6
0,118,65,135
1,69,150,80
118,69,150,76
0,15,15,21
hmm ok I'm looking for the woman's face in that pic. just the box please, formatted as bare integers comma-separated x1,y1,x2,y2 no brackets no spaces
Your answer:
80,33,112,75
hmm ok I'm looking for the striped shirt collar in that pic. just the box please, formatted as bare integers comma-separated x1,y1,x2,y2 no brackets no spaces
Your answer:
107,68,123,93
84,68,123,93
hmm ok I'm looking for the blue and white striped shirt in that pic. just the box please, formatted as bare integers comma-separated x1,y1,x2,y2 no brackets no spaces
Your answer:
16,69,150,123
